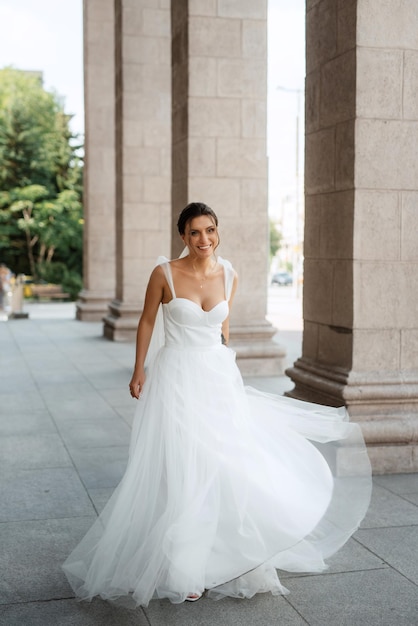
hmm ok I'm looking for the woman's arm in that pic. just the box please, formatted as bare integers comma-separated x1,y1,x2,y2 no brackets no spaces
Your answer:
221,271,238,345
129,266,165,399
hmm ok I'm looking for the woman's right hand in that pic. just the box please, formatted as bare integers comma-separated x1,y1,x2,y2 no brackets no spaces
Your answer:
129,368,146,399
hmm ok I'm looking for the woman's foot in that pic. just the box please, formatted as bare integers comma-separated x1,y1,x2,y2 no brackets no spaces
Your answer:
185,592,202,602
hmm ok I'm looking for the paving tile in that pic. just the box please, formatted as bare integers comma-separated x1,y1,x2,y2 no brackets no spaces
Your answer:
0,467,95,522
0,433,72,470
99,387,135,409
28,368,87,387
77,350,131,378
373,473,418,495
73,350,128,365
355,525,418,585
0,355,25,374
403,492,418,506
115,405,135,426
0,598,148,626
22,350,77,364
57,349,109,365
0,409,55,436
285,568,418,626
0,517,96,604
96,340,134,362
86,372,131,391
67,446,129,488
0,390,46,413
8,324,48,344
0,364,37,390
87,487,114,514
44,390,120,422
18,304,76,321
12,344,57,359
75,358,127,371
144,592,306,626
244,376,294,396
360,484,418,528
280,537,386,580
38,381,94,402
56,417,131,448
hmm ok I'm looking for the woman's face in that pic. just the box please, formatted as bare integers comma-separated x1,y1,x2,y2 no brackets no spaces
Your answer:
182,215,218,258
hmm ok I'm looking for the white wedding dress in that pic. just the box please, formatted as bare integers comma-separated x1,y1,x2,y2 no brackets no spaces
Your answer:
62,257,371,606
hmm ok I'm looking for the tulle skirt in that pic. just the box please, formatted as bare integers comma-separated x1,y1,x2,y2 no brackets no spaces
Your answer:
62,344,371,606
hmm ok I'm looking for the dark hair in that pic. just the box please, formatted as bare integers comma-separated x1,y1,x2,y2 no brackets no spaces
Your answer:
177,202,218,235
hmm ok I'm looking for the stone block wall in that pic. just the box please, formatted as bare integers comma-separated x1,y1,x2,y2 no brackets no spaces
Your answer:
171,0,269,326
103,0,171,339
303,0,356,371
77,0,117,320
169,0,284,374
352,0,418,388
288,0,418,472
115,0,171,306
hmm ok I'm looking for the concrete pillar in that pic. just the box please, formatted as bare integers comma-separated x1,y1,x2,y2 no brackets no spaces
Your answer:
103,0,171,340
287,0,418,473
76,0,116,321
171,0,285,375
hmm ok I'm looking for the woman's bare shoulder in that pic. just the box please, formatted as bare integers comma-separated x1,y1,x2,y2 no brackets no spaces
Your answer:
169,257,187,266
149,263,166,284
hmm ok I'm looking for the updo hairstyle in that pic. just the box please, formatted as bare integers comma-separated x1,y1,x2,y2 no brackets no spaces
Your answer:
177,202,219,236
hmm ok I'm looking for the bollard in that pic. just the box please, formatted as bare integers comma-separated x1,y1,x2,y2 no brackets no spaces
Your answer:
10,274,29,319
0,263,11,321
0,268,29,321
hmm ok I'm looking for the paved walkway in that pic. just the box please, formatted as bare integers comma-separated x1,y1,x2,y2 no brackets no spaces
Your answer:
0,299,417,625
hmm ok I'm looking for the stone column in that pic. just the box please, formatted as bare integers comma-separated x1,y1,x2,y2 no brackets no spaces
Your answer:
103,0,171,340
287,0,418,473
171,0,285,375
76,0,116,321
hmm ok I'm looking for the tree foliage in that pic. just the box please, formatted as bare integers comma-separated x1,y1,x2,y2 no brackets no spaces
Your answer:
0,68,83,298
269,219,282,260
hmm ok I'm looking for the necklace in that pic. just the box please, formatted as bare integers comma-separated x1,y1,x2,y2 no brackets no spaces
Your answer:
192,260,217,289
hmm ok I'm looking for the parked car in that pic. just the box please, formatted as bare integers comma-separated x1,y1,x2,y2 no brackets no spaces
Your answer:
271,271,293,286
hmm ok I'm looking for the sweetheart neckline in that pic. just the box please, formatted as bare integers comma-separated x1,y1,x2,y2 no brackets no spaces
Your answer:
163,297,227,314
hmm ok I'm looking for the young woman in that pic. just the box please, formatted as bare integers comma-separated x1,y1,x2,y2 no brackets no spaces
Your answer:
63,202,371,606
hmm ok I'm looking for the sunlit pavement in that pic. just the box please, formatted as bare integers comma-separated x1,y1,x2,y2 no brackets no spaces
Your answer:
0,295,417,626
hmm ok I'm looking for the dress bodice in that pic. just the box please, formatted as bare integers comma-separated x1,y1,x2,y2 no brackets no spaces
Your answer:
162,258,232,349
163,297,229,348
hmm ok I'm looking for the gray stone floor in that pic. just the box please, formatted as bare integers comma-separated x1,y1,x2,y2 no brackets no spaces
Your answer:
1,305,417,625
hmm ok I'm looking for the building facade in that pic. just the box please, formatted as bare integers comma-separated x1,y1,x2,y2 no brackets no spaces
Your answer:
78,0,418,473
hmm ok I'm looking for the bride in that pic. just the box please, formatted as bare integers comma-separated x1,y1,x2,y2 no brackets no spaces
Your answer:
62,202,371,606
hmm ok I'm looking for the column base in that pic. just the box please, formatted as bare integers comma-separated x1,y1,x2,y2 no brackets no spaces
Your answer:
230,320,286,376
286,357,418,473
284,357,348,406
102,299,140,341
76,289,115,322
365,443,418,474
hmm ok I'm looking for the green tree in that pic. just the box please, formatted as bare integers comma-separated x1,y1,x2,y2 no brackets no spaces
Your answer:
0,68,83,297
269,219,282,260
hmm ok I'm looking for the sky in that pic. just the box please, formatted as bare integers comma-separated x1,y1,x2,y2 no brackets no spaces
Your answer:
0,0,305,215
0,0,84,134
268,0,305,217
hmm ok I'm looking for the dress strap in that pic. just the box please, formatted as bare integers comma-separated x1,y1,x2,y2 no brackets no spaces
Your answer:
160,256,232,300
218,257,234,301
161,261,176,299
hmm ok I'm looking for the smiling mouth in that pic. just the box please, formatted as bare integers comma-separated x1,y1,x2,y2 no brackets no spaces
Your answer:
198,245,211,250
